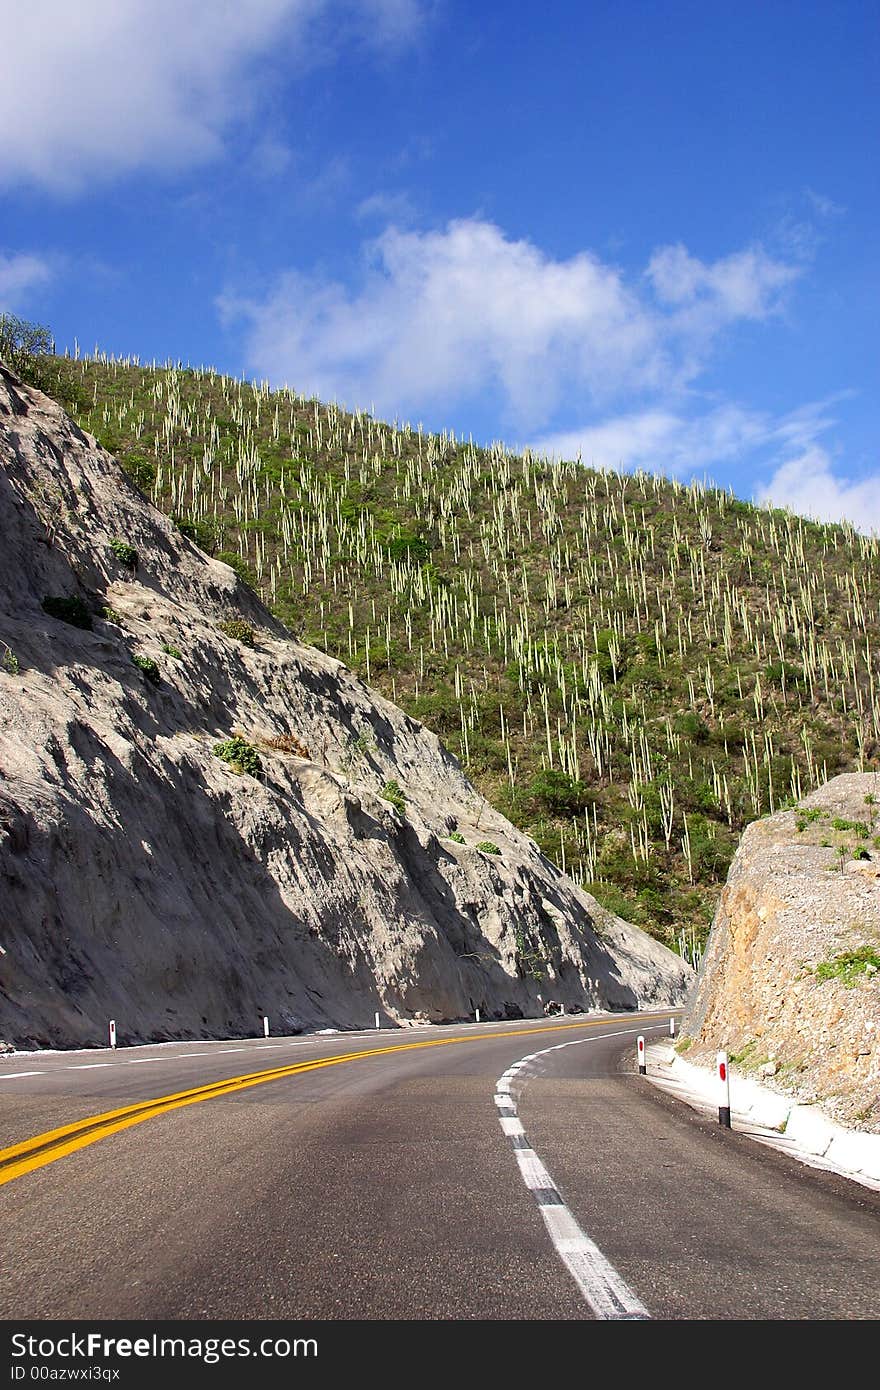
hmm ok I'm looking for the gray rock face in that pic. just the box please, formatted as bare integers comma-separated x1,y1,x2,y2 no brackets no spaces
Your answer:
682,773,880,1132
0,364,691,1048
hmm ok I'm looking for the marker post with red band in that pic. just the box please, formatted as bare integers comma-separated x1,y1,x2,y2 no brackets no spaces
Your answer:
717,1050,731,1128
637,1035,646,1075
108,1020,116,1050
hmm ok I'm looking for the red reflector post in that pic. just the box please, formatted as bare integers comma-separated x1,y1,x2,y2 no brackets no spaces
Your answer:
717,1050,731,1128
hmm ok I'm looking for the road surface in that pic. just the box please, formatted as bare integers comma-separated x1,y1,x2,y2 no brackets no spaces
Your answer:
1,1012,878,1321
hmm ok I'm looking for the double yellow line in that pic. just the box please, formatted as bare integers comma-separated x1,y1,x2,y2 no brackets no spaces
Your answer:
0,1014,668,1187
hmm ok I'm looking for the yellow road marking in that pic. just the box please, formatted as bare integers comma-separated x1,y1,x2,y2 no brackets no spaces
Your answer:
0,1014,669,1187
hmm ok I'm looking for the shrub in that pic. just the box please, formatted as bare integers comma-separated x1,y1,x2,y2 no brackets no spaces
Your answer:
132,654,160,684
1,647,20,674
218,619,257,647
529,767,591,817
101,606,123,625
831,817,869,837
259,732,310,757
42,594,92,630
852,847,871,861
380,780,407,815
213,736,263,777
109,538,138,569
172,514,217,551
216,551,255,587
674,711,709,742
814,947,880,987
121,453,156,493
386,531,431,565
161,643,182,659
476,840,501,855
448,831,465,844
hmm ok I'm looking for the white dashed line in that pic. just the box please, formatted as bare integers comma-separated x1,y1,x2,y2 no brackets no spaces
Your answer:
0,1071,44,1080
67,1063,112,1070
495,1023,667,1321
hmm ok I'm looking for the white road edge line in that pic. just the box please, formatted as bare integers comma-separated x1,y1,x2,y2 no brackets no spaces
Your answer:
495,1023,666,1321
0,1071,45,1080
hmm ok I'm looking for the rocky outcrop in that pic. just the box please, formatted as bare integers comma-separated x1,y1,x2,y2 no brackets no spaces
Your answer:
682,773,880,1132
0,364,691,1048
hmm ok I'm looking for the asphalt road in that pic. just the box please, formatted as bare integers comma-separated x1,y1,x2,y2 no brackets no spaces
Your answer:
1,1012,878,1321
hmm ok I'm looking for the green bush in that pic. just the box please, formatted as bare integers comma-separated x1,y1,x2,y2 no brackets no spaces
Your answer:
529,767,591,817
1,648,20,674
121,452,156,492
161,642,182,659
132,654,160,684
476,840,501,855
213,736,263,777
380,780,407,815
101,606,124,625
216,551,255,587
172,514,217,551
386,531,431,565
448,831,465,843
109,538,138,569
42,594,92,630
831,817,869,837
218,619,257,647
674,711,710,742
814,947,880,987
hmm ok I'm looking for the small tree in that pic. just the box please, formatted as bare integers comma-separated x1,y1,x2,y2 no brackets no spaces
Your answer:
0,314,52,381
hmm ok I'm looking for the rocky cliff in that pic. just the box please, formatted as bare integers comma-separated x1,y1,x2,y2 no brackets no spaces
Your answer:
0,364,691,1048
682,773,880,1132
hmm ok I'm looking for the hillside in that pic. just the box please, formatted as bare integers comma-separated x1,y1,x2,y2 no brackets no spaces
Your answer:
27,351,880,959
0,362,691,1048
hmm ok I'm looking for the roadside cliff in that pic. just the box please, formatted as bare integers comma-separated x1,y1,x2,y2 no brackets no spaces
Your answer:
0,363,691,1048
682,773,880,1132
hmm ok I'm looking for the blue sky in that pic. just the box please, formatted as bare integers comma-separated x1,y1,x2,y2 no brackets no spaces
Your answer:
1,0,878,529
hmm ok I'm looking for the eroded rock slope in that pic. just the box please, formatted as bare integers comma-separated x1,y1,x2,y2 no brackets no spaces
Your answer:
682,773,880,1132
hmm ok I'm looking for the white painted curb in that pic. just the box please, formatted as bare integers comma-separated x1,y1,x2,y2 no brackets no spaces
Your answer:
644,1042,880,1192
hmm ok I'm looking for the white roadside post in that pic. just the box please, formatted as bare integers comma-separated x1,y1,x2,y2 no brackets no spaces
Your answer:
669,1016,676,1037
108,1020,116,1050
637,1035,646,1075
263,1015,270,1038
374,1011,380,1030
475,1008,481,1024
717,1051,731,1128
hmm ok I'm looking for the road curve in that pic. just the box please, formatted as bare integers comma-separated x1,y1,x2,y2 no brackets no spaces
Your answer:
1,1013,878,1320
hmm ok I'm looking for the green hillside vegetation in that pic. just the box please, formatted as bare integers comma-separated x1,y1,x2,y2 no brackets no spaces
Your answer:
15,343,880,960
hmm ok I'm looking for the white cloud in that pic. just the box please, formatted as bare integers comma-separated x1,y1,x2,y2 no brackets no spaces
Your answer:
647,243,797,317
0,1,426,193
226,219,799,429
0,252,53,309
531,396,879,536
646,243,800,364
356,191,417,223
756,449,880,535
223,219,665,424
530,406,767,476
